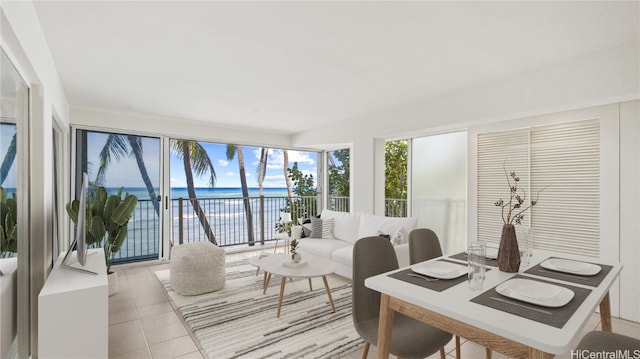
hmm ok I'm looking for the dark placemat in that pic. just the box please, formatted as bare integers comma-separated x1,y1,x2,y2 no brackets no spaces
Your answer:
449,251,499,268
389,259,470,292
524,258,613,288
471,275,592,329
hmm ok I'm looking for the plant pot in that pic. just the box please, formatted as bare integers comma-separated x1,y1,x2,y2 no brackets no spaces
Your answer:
291,253,302,263
497,224,520,273
108,271,118,296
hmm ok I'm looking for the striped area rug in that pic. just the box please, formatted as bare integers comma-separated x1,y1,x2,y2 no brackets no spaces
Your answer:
155,258,364,359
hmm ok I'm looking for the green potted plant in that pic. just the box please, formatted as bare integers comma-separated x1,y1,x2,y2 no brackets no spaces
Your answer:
66,186,137,295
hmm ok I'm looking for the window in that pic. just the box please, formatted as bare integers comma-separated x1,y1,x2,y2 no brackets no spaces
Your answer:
327,149,350,212
385,140,408,217
75,129,162,263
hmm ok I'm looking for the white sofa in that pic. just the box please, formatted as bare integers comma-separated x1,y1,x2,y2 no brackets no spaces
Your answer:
297,209,417,279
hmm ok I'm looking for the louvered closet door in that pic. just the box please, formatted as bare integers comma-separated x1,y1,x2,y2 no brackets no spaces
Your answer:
477,119,600,257
530,119,600,257
477,129,530,246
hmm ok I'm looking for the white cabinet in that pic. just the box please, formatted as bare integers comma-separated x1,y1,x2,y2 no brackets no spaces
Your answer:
38,248,108,358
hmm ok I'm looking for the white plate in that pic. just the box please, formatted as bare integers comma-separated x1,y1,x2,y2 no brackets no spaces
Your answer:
410,261,467,279
540,258,601,276
496,278,575,308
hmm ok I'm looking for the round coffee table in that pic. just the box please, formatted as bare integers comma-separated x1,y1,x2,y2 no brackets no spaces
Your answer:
254,253,337,318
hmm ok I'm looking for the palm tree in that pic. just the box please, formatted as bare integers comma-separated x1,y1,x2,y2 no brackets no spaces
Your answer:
96,134,159,215
256,148,268,244
226,145,255,246
257,148,268,196
283,150,294,206
171,140,217,245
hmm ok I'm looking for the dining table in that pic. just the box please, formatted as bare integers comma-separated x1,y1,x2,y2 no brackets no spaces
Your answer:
365,249,622,359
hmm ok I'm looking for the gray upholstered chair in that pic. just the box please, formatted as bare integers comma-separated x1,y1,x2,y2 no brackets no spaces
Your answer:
408,228,443,264
352,236,453,359
577,331,640,352
408,229,463,359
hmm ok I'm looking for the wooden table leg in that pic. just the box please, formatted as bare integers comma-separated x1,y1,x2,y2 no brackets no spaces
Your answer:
277,277,286,318
599,291,612,332
263,273,271,295
375,294,394,359
321,275,336,313
527,347,554,359
308,278,313,291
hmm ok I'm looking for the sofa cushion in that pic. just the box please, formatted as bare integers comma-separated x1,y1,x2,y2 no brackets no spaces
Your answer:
358,214,418,245
331,246,353,267
298,238,351,258
321,209,360,242
310,217,335,238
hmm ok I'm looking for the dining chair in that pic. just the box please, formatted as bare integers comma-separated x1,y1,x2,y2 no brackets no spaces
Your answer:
408,228,443,264
576,331,640,351
409,229,494,359
408,229,463,358
352,236,453,359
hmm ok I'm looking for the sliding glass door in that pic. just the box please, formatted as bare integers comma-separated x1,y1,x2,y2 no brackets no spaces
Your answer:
74,129,162,263
411,131,467,254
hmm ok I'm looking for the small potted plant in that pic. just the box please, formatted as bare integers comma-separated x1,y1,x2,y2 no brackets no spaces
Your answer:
290,238,301,263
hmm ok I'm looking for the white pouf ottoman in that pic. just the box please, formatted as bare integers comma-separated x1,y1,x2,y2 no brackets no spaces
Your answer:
170,241,225,295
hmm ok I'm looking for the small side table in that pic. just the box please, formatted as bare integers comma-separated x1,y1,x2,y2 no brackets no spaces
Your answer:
273,233,291,254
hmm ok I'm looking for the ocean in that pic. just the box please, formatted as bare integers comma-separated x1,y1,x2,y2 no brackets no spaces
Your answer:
111,187,303,262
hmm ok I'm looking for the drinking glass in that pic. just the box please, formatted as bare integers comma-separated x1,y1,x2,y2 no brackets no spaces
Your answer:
516,226,532,269
467,242,486,291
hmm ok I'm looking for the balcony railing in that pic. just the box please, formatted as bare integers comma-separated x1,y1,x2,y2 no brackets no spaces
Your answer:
112,195,408,263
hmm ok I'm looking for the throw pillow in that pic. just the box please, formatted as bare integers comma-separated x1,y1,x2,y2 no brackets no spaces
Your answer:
390,228,407,246
301,223,312,237
310,217,335,239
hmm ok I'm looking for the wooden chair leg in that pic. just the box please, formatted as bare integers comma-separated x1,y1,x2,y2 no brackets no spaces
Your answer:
485,348,492,359
455,335,461,359
440,347,446,359
361,342,370,359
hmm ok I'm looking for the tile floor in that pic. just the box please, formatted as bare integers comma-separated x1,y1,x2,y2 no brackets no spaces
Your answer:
109,249,640,359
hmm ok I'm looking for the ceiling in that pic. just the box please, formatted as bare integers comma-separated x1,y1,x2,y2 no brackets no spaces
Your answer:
33,1,639,135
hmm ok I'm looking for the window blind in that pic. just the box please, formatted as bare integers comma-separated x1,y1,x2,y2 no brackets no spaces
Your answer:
477,119,600,257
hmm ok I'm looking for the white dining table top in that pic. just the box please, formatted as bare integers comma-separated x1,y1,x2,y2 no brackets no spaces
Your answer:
364,249,622,355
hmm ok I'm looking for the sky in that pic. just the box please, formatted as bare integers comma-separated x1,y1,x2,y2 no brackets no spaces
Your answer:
83,131,318,188
0,123,17,188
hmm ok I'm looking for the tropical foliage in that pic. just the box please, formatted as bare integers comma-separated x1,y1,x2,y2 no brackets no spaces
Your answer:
385,140,408,216
66,187,138,273
283,162,318,220
0,187,17,257
327,149,350,197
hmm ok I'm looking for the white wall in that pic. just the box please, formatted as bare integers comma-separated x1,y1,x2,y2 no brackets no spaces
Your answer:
1,2,71,356
293,41,639,218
